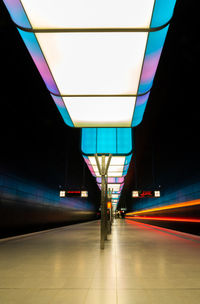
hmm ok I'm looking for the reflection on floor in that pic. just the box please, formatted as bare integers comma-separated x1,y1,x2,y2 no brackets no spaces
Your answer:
0,219,200,303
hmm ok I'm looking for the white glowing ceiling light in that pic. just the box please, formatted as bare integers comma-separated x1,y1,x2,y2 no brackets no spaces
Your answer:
92,154,128,181
62,97,136,127
18,0,155,29
88,156,125,166
36,32,147,96
110,157,126,166
107,184,122,192
112,194,120,199
94,172,124,178
108,166,124,173
91,167,125,178
3,0,177,127
88,156,126,177
88,157,97,166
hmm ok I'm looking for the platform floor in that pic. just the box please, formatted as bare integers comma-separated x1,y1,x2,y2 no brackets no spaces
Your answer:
1,219,200,304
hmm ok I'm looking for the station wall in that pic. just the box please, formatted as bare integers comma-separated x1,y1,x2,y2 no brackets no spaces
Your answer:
0,172,98,238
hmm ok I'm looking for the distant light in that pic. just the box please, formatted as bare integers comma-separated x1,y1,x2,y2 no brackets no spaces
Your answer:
112,194,119,199
59,190,65,197
132,191,139,197
107,202,112,209
81,191,88,198
154,190,160,197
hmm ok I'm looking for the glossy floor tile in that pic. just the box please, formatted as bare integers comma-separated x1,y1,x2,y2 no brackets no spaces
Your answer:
0,219,200,303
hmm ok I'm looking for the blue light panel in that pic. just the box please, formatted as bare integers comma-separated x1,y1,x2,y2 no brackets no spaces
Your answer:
81,128,132,155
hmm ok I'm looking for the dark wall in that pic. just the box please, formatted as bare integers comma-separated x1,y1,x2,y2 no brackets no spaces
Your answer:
0,172,99,238
126,182,200,235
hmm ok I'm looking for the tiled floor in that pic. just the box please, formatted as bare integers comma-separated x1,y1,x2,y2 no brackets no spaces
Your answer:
0,219,200,303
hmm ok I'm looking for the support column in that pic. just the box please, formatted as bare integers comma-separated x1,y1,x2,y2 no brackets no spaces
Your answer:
95,154,112,250
101,172,106,248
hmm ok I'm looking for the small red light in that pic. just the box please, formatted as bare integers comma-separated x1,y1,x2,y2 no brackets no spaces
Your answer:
67,191,81,194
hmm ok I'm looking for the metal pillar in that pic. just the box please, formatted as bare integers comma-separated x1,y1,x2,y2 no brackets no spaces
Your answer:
101,172,106,248
95,153,112,249
104,173,108,240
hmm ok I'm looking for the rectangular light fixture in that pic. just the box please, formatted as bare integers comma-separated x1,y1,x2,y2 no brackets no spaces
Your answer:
132,191,139,197
3,0,177,128
36,32,147,96
59,190,66,197
61,96,136,127
81,191,88,198
154,190,160,197
112,194,120,199
132,190,160,198
82,128,132,155
9,0,155,29
85,155,131,178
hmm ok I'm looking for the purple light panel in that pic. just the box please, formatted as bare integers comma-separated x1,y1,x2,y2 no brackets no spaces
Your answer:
18,30,60,95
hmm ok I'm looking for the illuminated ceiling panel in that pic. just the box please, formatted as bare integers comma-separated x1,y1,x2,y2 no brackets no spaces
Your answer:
86,154,131,178
112,194,120,199
82,128,131,203
3,0,177,127
108,184,123,192
96,177,125,184
89,156,125,167
13,0,155,29
62,96,136,127
35,32,147,95
82,128,132,155
4,0,176,29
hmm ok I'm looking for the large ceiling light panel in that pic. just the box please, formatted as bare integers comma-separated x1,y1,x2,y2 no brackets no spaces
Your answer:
3,0,177,127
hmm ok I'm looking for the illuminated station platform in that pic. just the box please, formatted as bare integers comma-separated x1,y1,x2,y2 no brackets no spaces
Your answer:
1,219,200,304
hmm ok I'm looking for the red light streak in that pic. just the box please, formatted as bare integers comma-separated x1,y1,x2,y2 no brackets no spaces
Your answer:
126,216,200,223
126,199,200,216
125,219,200,242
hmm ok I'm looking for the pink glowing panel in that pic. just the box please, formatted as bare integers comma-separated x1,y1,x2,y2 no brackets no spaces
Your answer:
50,95,73,127
18,30,60,95
138,26,169,94
132,92,150,127
3,0,31,29
107,178,116,183
97,177,123,184
83,157,91,166
116,177,125,183
89,167,96,176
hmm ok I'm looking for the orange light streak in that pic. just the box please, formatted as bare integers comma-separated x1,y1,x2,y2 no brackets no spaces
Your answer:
126,199,200,216
126,216,200,223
